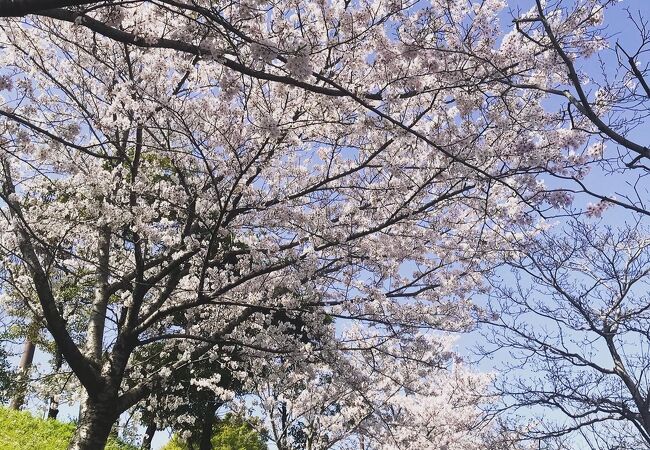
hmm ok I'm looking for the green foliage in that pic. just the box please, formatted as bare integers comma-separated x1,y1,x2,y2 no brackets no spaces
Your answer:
211,417,267,450
161,414,267,450
0,347,14,403
160,435,185,450
0,407,136,450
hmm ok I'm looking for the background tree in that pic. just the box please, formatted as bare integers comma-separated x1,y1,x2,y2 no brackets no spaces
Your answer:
132,269,322,449
0,269,100,415
242,329,532,450
8,321,37,410
498,0,650,216
161,414,267,450
483,220,650,449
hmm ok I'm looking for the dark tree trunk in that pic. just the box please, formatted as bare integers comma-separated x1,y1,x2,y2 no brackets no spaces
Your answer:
68,393,119,450
9,338,36,410
47,395,60,419
70,327,138,449
47,349,63,419
279,401,288,450
140,420,156,450
198,399,219,450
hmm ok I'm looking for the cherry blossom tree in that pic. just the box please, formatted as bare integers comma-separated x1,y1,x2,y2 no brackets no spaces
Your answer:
482,219,650,449
244,331,524,450
0,275,79,414
497,0,650,217
3,1,647,218
472,3,650,446
0,1,597,449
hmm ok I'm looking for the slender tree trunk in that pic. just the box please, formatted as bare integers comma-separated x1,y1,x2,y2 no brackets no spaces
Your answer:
68,393,119,450
86,227,111,362
74,227,112,435
47,395,60,419
47,349,64,419
278,401,288,450
140,421,156,450
198,416,214,450
9,338,36,410
198,399,219,450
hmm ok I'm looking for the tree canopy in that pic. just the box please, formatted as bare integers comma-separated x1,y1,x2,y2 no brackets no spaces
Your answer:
0,0,648,449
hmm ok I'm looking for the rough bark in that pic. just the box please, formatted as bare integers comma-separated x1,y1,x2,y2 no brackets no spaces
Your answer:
68,392,119,450
85,227,111,363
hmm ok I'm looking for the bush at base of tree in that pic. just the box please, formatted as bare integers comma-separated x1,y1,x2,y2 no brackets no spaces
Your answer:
161,414,267,450
0,407,136,450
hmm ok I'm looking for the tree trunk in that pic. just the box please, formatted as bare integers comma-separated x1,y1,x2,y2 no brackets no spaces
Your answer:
68,394,119,450
140,421,156,450
9,338,36,410
47,395,60,419
47,349,64,419
85,227,111,362
198,399,219,450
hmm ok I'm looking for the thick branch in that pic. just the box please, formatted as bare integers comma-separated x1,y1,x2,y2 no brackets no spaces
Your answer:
0,158,103,394
534,0,650,160
0,0,100,16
